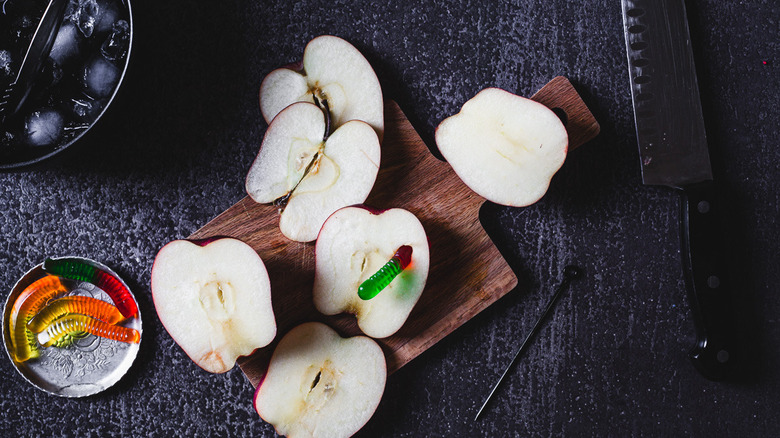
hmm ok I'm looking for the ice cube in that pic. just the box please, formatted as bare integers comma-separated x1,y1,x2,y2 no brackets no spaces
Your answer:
81,55,119,98
1,131,14,149
69,93,102,120
69,0,99,38
100,20,129,62
24,108,65,147
0,50,13,79
71,97,92,118
50,21,82,66
94,0,122,35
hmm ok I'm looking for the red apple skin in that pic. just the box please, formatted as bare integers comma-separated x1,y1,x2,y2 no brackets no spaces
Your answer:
316,203,432,248
253,377,290,438
314,205,430,338
434,87,568,207
188,236,230,247
253,322,387,437
151,240,218,372
433,86,569,154
253,381,263,416
257,35,384,143
315,204,384,241
151,237,276,374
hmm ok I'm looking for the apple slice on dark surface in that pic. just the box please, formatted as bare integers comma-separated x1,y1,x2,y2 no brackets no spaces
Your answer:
313,206,429,338
151,238,276,374
254,322,386,438
259,35,384,140
246,102,380,242
435,87,568,207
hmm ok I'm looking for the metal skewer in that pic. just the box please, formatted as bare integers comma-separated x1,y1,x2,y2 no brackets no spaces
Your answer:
475,265,582,421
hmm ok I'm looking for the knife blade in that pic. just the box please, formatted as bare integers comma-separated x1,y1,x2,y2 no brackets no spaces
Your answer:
622,0,736,380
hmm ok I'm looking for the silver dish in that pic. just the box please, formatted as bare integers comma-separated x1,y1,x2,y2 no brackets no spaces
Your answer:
2,257,141,397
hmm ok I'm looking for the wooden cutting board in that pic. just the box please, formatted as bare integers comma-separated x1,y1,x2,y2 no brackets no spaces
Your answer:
189,76,599,387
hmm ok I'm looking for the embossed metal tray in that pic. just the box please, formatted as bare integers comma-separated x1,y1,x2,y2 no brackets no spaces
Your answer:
2,257,142,397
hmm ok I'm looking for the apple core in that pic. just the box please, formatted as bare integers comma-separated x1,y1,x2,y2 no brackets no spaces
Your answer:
198,281,236,322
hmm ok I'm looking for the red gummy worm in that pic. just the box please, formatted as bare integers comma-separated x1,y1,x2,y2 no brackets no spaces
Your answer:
43,258,138,318
94,270,137,318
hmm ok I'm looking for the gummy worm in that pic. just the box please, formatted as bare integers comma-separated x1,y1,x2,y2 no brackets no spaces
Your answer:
27,295,124,334
42,258,138,318
52,331,89,348
37,314,140,347
8,275,68,362
358,245,413,300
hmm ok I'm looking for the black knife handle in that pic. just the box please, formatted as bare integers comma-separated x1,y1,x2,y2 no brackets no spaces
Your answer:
679,181,735,380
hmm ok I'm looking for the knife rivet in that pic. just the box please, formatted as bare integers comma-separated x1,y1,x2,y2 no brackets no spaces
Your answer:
717,349,730,363
707,275,720,289
697,201,710,214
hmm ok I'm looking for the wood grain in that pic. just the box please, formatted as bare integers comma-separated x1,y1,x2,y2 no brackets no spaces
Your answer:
188,76,599,387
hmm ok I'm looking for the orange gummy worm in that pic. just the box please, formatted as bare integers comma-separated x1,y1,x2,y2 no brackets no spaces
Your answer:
27,296,124,334
37,314,140,347
9,276,68,362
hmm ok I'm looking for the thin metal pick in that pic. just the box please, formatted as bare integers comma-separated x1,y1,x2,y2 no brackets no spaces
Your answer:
474,265,582,421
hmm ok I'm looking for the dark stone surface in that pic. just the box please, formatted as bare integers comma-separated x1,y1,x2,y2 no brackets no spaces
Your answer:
1,0,778,436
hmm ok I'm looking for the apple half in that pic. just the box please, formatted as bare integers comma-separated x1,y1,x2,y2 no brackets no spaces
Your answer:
151,238,276,374
254,322,386,438
246,102,381,242
435,87,568,207
259,35,384,139
313,206,429,338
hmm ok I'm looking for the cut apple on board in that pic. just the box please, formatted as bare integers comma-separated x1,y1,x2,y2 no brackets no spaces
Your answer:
254,322,386,438
150,238,276,374
313,206,429,338
246,102,381,242
435,87,569,207
259,35,384,139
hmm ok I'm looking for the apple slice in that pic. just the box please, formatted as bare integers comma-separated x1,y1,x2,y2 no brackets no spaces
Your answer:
259,35,384,139
246,102,381,242
435,87,568,207
254,322,386,438
151,238,276,374
313,206,429,338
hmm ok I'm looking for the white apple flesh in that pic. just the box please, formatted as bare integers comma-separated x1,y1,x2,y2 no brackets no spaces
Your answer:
151,238,276,374
313,206,429,338
435,87,568,207
254,322,386,438
259,35,384,140
246,102,381,242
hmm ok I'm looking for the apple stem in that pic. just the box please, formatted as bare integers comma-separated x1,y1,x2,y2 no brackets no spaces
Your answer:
312,94,332,140
357,245,413,300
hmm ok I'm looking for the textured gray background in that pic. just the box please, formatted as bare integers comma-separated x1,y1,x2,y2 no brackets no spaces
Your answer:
1,0,779,436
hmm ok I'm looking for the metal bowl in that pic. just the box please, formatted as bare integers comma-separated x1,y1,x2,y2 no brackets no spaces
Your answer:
2,257,142,397
0,0,133,168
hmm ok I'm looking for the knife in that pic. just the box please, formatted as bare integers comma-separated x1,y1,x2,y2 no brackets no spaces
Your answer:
621,0,735,380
